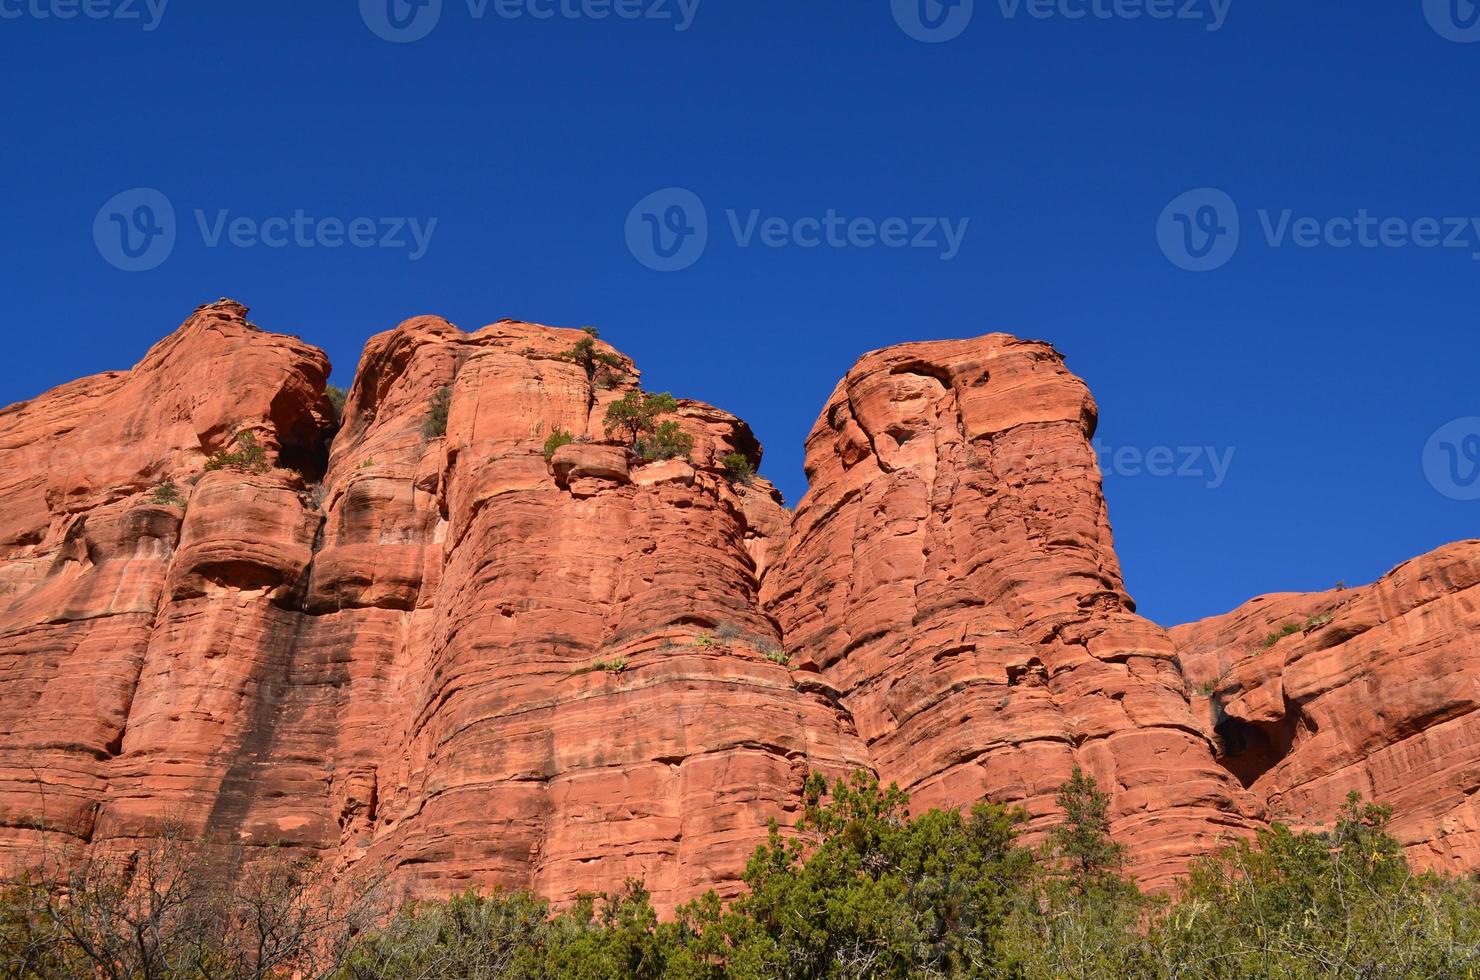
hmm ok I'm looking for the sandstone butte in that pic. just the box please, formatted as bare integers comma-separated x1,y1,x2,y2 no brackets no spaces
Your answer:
0,299,1473,911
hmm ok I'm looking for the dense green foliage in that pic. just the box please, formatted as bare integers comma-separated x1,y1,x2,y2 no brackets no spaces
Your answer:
636,420,695,462
325,384,348,417
423,386,452,438
5,775,1477,978
604,391,693,462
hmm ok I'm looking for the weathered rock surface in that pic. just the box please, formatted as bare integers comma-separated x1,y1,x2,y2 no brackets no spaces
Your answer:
0,301,1474,908
762,336,1261,887
1171,541,1480,875
0,302,866,911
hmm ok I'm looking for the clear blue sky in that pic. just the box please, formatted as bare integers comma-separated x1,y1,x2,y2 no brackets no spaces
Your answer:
2,1,1476,626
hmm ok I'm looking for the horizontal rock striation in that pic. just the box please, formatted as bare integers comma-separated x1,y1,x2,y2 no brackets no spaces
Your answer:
0,300,1474,906
761,336,1260,886
1171,541,1480,875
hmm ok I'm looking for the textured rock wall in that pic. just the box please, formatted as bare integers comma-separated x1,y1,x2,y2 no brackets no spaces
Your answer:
1171,541,1480,875
0,301,866,911
762,336,1259,886
0,300,1474,906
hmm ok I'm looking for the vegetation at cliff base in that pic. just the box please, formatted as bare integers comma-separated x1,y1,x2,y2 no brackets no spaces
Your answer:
3,772,1477,978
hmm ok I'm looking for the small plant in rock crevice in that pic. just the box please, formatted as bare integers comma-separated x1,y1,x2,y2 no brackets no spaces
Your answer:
560,327,625,389
204,430,269,474
763,648,793,668
544,427,575,462
1259,621,1303,648
151,480,184,506
422,386,452,439
721,452,755,485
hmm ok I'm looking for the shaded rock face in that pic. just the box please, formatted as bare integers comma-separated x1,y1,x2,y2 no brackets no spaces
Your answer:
0,301,1473,907
1171,541,1480,876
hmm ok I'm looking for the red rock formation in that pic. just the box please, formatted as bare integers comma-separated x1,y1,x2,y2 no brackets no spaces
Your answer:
762,336,1260,886
0,302,866,912
0,300,1473,908
1171,541,1480,875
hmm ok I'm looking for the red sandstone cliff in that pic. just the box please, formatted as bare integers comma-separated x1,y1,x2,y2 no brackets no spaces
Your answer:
0,300,1473,906
1171,542,1480,876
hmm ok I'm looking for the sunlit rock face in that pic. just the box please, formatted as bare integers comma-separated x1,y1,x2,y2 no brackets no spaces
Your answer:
0,300,1471,909
1172,541,1480,876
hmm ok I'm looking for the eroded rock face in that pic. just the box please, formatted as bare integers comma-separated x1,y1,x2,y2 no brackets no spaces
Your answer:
762,336,1261,887
1171,541,1480,876
0,302,1473,907
0,302,865,911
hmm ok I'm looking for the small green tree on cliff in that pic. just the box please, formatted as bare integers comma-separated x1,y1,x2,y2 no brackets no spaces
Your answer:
561,327,624,388
603,391,692,461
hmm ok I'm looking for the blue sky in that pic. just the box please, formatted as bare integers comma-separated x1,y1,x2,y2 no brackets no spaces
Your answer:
1,1,1476,626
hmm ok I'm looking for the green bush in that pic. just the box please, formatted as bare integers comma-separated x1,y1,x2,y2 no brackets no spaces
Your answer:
151,480,184,506
423,386,452,438
204,430,269,474
720,452,755,485
635,420,694,462
544,428,575,461
604,391,680,448
8,771,1476,979
1260,621,1303,648
325,384,348,417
